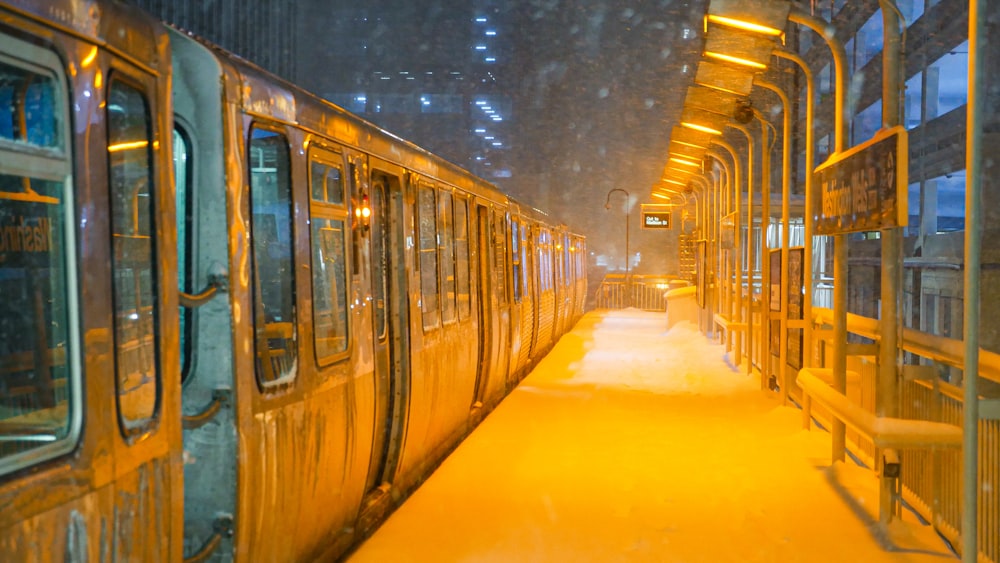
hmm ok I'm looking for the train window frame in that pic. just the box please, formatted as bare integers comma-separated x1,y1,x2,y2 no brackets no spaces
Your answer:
492,209,509,306
510,218,522,304
453,194,471,320
437,188,457,325
306,145,351,368
0,35,83,478
105,72,163,440
248,124,299,389
416,182,440,331
173,124,196,384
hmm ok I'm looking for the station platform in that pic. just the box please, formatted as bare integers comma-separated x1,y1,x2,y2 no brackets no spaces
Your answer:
347,310,956,562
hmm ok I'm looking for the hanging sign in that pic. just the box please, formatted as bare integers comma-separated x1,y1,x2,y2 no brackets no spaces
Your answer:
641,204,672,230
812,125,908,235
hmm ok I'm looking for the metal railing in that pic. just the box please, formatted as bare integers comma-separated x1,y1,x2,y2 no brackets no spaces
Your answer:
594,274,688,311
800,308,1000,563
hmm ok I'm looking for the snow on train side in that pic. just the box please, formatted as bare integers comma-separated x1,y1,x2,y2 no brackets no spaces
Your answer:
0,1,585,560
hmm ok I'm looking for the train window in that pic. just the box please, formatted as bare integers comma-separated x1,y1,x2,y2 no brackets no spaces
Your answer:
0,43,81,476
174,126,194,383
107,78,161,435
438,190,456,324
511,219,522,303
249,127,297,387
308,151,349,364
417,184,439,330
492,210,508,305
454,196,471,319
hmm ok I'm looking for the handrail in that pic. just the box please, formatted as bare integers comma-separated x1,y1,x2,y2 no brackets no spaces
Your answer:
811,307,1000,385
797,368,962,450
179,271,228,309
183,514,234,563
182,389,231,430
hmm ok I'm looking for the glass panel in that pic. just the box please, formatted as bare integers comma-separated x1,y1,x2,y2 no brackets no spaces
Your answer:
454,196,470,318
492,210,507,305
371,180,387,340
511,219,522,303
174,127,194,383
0,64,60,149
309,155,349,362
107,79,159,432
417,185,439,330
310,160,343,204
249,128,297,385
311,218,348,359
438,191,456,323
0,45,77,475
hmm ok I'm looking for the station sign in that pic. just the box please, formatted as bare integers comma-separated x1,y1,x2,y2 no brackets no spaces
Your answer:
641,204,672,230
812,125,908,235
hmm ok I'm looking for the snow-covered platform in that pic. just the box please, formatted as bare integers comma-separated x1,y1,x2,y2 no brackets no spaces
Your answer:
348,310,956,562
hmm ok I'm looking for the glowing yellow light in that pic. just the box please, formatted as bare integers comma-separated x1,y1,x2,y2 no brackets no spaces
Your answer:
681,122,722,136
94,69,102,90
706,14,783,37
652,192,673,200
107,140,149,153
672,139,708,150
663,178,687,187
704,51,768,70
82,47,98,68
669,157,702,168
361,206,371,219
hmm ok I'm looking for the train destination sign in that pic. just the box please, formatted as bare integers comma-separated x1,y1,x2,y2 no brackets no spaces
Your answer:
641,204,672,230
812,125,908,235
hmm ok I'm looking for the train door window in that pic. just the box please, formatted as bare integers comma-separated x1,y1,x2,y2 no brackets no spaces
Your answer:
453,195,471,319
174,126,194,382
510,219,522,303
308,149,349,364
107,77,161,435
492,209,508,305
249,127,297,387
417,183,439,330
0,41,81,475
437,190,456,324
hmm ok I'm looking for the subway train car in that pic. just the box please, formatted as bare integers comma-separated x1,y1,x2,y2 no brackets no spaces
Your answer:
0,1,585,561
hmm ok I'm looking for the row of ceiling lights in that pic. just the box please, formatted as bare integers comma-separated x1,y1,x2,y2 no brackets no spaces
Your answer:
654,0,791,201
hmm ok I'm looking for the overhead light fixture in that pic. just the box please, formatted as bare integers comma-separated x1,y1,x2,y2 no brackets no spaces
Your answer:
707,15,783,37
669,156,702,169
680,106,730,135
706,0,791,39
702,25,777,71
704,51,768,69
694,60,755,96
683,84,742,117
670,125,715,151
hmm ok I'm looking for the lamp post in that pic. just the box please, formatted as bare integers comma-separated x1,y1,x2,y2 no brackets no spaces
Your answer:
605,188,631,307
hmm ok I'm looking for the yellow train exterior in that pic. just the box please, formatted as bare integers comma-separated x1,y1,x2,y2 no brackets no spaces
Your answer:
0,1,586,560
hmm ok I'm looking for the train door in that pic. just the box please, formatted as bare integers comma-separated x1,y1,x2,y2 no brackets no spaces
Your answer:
472,204,492,407
169,34,238,558
473,204,510,405
362,164,409,498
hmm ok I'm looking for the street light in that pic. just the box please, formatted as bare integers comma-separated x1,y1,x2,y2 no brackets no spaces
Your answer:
605,188,631,306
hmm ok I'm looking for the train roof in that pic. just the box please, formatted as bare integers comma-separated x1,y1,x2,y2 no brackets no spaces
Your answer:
2,0,168,74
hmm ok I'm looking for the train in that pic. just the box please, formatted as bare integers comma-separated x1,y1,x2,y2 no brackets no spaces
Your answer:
0,1,586,560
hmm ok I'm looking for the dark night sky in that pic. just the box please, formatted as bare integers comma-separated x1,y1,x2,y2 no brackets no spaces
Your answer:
503,0,705,271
